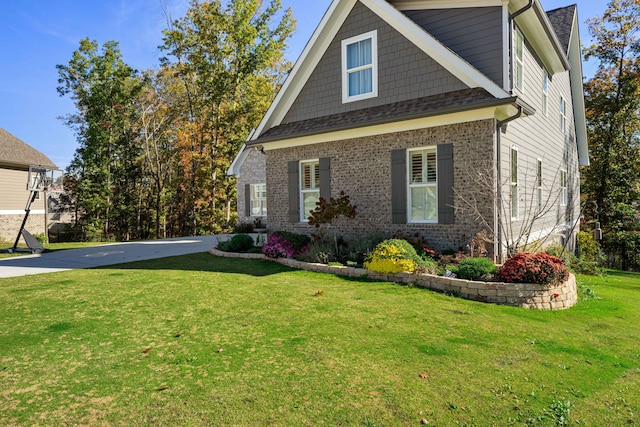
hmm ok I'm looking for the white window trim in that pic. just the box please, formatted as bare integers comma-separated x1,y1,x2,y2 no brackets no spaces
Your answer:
407,147,438,224
542,71,549,116
560,169,567,207
514,28,524,92
560,96,567,134
341,30,378,104
299,159,320,222
249,183,267,217
510,146,519,219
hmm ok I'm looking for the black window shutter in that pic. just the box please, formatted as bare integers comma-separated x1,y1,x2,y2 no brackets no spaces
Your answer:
391,149,407,224
288,161,300,222
437,143,454,224
319,157,331,201
244,184,251,217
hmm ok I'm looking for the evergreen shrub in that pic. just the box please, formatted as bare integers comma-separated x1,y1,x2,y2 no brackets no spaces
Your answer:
498,252,569,285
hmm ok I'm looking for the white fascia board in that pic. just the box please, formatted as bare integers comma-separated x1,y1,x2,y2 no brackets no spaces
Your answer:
261,107,499,151
511,0,569,74
227,144,247,176
567,12,589,166
361,0,510,99
391,0,502,10
252,0,356,140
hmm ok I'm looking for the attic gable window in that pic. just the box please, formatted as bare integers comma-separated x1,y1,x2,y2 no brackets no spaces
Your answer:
342,30,378,103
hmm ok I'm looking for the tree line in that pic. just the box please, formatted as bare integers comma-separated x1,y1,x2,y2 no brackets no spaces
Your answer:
57,0,295,240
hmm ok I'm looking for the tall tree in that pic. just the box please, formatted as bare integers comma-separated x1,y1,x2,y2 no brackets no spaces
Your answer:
159,0,295,235
57,39,145,239
582,0,640,232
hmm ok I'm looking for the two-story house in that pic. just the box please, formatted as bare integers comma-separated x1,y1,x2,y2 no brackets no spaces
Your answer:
228,0,588,260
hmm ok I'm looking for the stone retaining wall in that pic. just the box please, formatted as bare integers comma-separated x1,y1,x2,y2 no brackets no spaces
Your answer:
208,248,578,310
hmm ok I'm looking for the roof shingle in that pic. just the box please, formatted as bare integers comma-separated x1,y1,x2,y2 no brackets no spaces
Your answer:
254,88,506,144
546,5,576,54
0,127,57,169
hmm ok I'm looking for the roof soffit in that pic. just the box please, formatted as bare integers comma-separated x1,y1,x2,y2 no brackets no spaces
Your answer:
253,0,510,140
509,0,570,74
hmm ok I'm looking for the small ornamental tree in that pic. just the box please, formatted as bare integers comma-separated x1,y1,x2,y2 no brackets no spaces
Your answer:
308,191,357,256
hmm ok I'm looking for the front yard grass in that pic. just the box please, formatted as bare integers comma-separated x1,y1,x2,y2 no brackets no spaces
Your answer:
1,254,638,426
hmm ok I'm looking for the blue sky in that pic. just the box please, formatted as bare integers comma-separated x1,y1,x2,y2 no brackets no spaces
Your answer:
1,0,605,170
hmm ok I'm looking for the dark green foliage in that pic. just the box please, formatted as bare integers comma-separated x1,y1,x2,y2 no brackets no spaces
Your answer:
217,234,255,252
233,221,254,233
456,257,497,280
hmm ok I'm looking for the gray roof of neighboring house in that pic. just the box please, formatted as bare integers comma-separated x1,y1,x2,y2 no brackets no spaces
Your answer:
252,88,518,144
546,5,576,54
0,127,57,169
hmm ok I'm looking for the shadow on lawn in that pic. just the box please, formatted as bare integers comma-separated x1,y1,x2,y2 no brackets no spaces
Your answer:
95,252,296,277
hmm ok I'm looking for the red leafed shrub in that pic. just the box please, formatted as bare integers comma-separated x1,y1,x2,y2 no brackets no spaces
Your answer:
498,252,569,286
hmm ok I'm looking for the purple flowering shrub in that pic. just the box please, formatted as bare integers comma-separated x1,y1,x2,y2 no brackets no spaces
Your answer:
262,231,311,259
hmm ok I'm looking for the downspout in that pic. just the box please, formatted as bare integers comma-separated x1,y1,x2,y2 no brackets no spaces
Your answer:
511,0,534,20
495,105,523,262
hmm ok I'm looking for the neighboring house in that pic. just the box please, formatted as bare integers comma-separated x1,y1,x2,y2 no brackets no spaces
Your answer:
229,0,588,260
0,127,57,243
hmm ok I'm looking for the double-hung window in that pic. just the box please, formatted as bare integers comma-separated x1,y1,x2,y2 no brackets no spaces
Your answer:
560,96,567,133
250,183,267,216
514,28,524,92
511,147,518,219
542,72,549,116
560,170,567,206
408,147,438,223
300,160,320,222
342,30,378,103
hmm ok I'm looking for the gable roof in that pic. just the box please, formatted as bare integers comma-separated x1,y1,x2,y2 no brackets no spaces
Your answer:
252,0,510,142
546,5,576,54
0,128,57,169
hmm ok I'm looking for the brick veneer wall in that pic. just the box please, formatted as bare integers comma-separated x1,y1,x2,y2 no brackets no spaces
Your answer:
266,120,495,252
237,148,267,224
209,248,578,310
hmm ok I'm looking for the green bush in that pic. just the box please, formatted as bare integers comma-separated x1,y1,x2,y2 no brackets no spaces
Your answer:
364,239,426,274
217,234,255,252
456,257,497,280
544,243,575,268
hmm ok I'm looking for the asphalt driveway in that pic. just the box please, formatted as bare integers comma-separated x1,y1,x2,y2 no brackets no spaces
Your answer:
0,235,222,278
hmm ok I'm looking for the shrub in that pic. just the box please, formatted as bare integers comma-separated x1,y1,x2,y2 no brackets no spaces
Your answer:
262,231,310,259
298,239,335,264
456,257,497,280
343,232,386,265
498,252,569,285
364,239,425,274
233,221,254,233
217,234,255,252
544,243,575,268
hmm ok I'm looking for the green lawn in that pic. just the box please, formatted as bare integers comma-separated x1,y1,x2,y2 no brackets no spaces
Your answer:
0,254,638,426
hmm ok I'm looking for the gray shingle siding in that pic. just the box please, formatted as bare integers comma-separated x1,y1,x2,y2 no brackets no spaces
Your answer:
402,7,504,87
281,1,467,125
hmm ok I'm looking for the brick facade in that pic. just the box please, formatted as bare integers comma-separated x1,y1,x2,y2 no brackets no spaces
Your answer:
266,120,496,252
237,148,267,225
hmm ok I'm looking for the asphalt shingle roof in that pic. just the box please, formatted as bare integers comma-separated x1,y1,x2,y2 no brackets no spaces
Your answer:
546,5,576,54
254,88,504,144
0,127,57,169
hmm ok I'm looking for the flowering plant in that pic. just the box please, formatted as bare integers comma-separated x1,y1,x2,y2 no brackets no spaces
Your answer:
422,247,436,259
262,231,310,259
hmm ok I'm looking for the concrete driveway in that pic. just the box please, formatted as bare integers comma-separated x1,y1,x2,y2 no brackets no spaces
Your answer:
0,235,222,278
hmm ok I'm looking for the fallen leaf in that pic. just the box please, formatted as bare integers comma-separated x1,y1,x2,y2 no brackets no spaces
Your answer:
418,373,429,379
314,291,324,297
157,385,169,391
142,348,151,354
174,333,182,338
217,348,224,353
